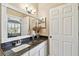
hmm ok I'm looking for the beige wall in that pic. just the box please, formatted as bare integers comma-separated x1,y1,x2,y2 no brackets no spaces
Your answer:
38,3,63,36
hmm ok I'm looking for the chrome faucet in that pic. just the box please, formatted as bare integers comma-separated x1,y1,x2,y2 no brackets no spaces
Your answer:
32,35,35,41
32,31,36,41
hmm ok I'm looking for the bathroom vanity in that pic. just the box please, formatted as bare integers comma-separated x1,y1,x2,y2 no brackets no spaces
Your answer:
1,36,48,56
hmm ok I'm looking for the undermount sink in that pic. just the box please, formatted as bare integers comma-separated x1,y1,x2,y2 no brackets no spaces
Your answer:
11,44,30,52
28,39,44,45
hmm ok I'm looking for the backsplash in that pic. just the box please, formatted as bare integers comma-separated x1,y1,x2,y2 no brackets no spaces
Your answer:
1,37,32,51
1,36,48,51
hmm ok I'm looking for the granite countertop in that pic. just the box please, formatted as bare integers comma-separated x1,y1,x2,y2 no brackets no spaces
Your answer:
3,36,48,56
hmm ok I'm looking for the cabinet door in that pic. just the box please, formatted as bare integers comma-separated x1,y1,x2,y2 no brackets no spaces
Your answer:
30,50,40,56
40,46,48,56
32,51,40,56
30,51,40,56
44,45,48,56
29,45,40,56
40,42,48,56
29,40,47,56
40,47,45,56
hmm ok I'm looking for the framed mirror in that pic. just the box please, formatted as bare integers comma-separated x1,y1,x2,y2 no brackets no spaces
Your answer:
8,18,21,38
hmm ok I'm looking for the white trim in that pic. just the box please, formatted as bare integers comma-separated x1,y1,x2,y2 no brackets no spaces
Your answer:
8,15,22,23
6,35,32,43
2,35,32,43
2,3,42,22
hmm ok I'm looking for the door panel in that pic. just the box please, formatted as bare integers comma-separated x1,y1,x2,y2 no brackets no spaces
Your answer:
52,39,59,56
63,5,72,17
52,17,59,35
50,8,60,35
63,42,72,56
63,17,72,35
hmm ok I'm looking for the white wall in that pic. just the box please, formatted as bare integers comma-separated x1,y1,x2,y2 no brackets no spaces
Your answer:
21,16,30,35
0,5,8,43
0,4,1,46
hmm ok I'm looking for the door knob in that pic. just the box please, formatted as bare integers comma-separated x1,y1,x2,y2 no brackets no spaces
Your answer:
50,36,52,38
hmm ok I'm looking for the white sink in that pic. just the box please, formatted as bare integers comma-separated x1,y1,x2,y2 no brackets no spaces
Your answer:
11,44,30,52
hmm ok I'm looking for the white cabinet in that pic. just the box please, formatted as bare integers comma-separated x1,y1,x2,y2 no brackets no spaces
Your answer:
40,47,45,56
49,4,78,56
39,40,48,56
30,50,40,56
21,40,48,56
40,45,48,56
29,44,40,56
29,40,48,56
44,45,48,56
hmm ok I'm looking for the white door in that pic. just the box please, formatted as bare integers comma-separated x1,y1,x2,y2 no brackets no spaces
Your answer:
61,4,78,56
49,4,78,56
49,7,62,56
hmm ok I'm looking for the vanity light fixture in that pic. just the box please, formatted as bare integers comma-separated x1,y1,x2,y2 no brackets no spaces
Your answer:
25,7,36,14
26,7,32,14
